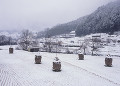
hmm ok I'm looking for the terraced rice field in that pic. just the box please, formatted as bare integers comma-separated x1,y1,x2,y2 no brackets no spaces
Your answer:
0,46,120,86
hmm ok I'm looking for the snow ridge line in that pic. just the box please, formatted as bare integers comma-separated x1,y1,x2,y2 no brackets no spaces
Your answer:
36,54,120,86
5,64,36,86
0,64,22,86
0,59,53,85
62,61,120,86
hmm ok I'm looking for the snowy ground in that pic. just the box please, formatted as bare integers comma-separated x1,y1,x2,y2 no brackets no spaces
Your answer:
99,44,120,57
0,46,120,86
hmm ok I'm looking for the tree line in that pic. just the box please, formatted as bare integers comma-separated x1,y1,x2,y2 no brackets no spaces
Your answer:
76,0,120,36
0,35,16,45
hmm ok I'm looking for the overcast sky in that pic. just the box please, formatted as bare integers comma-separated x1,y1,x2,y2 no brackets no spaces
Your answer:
0,0,116,32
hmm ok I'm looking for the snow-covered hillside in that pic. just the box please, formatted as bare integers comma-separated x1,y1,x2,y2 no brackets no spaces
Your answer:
0,31,20,39
0,45,120,86
39,33,120,56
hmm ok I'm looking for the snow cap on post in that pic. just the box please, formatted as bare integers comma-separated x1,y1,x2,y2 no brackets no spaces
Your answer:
106,54,111,58
54,57,61,62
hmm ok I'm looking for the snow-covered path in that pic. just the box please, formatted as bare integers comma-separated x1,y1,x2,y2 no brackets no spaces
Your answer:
0,46,120,86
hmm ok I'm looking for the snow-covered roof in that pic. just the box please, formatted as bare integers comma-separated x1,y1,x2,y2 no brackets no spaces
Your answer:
70,31,75,34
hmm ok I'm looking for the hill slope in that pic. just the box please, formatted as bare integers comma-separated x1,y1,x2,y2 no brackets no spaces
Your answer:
45,16,87,37
76,0,120,36
39,0,120,37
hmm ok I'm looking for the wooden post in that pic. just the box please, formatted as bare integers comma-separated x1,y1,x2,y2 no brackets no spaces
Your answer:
9,48,13,54
35,55,42,64
53,62,61,71
78,54,84,60
105,58,112,67
53,57,61,71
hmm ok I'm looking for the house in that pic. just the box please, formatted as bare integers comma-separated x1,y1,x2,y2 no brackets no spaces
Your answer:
59,31,76,38
28,47,40,52
92,35,101,42
69,31,75,38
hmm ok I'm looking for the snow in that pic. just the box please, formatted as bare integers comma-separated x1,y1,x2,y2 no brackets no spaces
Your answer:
0,31,20,39
0,45,120,86
99,44,120,56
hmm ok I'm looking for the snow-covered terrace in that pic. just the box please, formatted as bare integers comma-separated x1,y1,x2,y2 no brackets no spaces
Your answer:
0,45,120,86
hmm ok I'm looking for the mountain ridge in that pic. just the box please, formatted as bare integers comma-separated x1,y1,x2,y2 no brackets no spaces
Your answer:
40,0,120,37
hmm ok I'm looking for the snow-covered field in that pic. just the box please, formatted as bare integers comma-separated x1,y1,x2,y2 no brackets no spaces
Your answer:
0,46,120,86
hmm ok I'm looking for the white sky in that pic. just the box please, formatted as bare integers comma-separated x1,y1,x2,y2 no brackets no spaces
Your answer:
0,0,116,31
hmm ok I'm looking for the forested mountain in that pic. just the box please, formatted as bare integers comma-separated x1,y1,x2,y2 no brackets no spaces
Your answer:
37,17,87,37
38,0,120,37
44,16,87,37
76,0,120,36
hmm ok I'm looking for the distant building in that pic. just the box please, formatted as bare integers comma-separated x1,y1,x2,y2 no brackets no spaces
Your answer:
28,47,40,52
60,31,76,38
69,31,75,38
92,35,101,38
92,35,101,42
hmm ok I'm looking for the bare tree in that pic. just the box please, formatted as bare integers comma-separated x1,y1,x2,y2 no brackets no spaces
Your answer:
91,37,101,56
8,37,12,45
0,35,15,45
79,38,90,55
18,30,33,50
44,35,52,52
79,42,86,55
